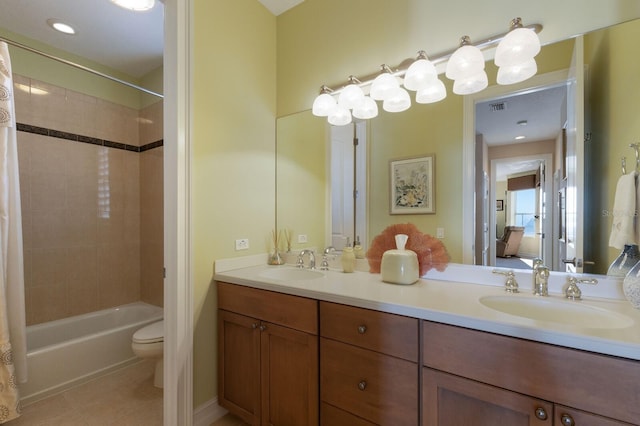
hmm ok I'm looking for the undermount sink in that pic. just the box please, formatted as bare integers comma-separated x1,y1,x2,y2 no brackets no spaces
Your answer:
479,295,634,329
259,267,325,281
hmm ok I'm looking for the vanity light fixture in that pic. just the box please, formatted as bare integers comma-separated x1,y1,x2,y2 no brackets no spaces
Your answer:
312,85,336,117
515,135,526,140
495,17,541,85
110,0,156,11
312,18,542,125
446,36,488,95
46,19,76,35
370,65,400,101
517,120,528,126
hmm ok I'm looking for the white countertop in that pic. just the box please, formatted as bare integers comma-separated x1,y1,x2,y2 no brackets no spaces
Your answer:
214,260,640,361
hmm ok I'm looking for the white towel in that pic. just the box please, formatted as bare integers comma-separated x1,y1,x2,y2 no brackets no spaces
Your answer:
609,171,638,249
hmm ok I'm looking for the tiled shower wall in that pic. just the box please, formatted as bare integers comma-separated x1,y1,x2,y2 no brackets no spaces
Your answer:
13,74,164,325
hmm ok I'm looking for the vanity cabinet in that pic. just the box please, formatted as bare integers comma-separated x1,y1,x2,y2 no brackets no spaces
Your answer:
319,301,419,426
422,321,640,425
217,282,319,426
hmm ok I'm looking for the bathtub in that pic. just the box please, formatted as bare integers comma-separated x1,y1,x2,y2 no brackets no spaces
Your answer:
19,302,163,405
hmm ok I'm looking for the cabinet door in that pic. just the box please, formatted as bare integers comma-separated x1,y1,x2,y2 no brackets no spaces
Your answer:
218,310,261,426
261,321,319,426
423,368,553,426
554,405,634,426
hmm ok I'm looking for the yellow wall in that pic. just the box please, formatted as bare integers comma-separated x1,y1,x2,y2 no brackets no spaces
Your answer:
585,19,640,272
192,0,276,406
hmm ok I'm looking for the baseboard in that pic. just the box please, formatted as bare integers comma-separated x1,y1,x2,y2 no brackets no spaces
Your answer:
193,397,227,426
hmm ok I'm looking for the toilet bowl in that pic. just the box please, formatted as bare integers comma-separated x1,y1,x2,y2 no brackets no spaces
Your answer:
132,320,164,388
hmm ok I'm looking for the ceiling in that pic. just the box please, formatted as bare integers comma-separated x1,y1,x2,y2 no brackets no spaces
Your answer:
0,0,301,78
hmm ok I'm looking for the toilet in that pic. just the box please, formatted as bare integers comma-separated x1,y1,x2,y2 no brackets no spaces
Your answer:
132,320,164,388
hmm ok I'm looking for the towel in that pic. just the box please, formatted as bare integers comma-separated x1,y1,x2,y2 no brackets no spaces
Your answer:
609,171,638,249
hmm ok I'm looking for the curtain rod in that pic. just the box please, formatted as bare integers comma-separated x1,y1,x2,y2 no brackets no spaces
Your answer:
0,35,163,98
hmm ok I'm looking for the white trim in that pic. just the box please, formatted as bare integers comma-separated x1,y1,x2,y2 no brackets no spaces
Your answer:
462,69,570,265
163,0,193,425
193,397,228,426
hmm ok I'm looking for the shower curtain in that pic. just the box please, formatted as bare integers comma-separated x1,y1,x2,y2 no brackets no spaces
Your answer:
0,41,27,423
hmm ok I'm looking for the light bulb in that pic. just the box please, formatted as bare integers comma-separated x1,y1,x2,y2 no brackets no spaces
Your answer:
497,59,537,85
352,96,379,120
328,105,352,126
382,87,411,112
338,84,365,109
404,58,437,91
446,43,485,80
312,93,336,117
370,73,400,101
416,79,447,104
495,27,541,67
452,71,488,95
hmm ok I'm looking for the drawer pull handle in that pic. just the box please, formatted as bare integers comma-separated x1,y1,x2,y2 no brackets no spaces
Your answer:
251,323,258,329
560,414,575,426
357,381,367,391
259,324,267,331
357,325,367,334
534,407,548,421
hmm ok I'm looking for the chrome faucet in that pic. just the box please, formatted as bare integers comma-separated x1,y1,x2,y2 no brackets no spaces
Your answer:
297,249,316,269
492,269,519,293
564,276,598,300
533,262,550,296
320,246,336,271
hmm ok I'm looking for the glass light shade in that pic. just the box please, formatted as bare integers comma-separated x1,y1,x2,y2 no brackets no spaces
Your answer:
497,59,537,85
352,96,379,120
370,73,400,101
382,87,411,113
312,93,337,117
328,105,352,126
495,28,541,67
404,58,437,91
111,0,155,11
445,45,485,80
452,71,488,95
338,84,365,109
416,79,447,104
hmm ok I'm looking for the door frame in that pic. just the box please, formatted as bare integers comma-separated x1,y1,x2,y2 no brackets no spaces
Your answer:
462,69,570,264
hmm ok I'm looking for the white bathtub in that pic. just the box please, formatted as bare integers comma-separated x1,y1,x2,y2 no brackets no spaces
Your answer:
19,302,163,405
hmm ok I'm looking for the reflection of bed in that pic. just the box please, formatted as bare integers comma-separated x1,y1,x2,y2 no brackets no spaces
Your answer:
496,226,525,258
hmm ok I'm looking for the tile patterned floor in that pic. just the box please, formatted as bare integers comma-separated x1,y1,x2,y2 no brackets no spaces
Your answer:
7,360,162,426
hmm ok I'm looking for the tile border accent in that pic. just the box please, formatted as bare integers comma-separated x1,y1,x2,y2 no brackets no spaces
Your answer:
16,122,163,152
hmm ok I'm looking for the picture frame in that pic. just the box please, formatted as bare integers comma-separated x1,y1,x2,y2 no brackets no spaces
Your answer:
496,199,504,211
390,154,435,215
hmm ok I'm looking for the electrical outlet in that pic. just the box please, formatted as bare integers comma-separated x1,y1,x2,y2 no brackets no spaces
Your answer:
297,234,308,243
235,238,249,250
436,227,445,239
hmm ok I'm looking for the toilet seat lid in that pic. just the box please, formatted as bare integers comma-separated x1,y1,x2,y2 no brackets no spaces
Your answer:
133,320,164,344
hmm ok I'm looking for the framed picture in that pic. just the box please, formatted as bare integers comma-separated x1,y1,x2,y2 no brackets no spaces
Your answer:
390,154,435,214
496,199,504,211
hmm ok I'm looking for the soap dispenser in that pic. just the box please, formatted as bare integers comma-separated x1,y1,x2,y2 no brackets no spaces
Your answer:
380,234,419,285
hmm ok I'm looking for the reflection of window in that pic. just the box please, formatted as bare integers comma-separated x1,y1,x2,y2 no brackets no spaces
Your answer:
512,188,535,235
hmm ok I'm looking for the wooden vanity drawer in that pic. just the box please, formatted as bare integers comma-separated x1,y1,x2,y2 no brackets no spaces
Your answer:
423,321,640,424
217,282,318,334
321,402,376,426
320,337,418,426
320,301,418,361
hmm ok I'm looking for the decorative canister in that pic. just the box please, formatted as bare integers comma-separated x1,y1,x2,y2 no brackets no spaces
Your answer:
623,260,640,309
341,247,356,273
607,244,640,277
380,234,419,285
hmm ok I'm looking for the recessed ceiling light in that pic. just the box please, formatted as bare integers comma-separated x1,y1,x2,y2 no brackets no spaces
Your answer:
515,135,526,140
517,120,528,126
110,0,155,11
46,19,76,35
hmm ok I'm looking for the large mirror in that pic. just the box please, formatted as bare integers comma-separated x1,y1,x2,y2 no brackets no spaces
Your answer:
276,18,640,276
